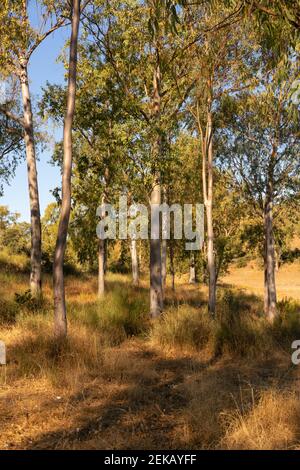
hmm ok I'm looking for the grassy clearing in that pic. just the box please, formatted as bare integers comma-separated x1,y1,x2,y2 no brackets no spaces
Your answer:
222,260,300,301
0,268,300,449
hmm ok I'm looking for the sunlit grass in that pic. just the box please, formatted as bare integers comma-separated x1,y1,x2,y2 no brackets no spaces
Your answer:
0,264,300,449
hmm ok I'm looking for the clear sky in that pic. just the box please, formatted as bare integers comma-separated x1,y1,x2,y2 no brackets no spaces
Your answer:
0,9,70,222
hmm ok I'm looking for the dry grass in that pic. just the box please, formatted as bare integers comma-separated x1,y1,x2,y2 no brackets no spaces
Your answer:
0,265,300,450
222,389,300,449
222,260,300,301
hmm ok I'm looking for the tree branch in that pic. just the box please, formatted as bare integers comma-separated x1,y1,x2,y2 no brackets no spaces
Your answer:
0,106,25,127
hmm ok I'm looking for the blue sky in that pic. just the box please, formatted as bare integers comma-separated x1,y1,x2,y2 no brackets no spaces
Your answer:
0,8,70,221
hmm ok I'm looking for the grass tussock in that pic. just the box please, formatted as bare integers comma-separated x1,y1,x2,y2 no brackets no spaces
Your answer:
222,390,300,449
70,286,149,345
149,305,214,352
150,289,300,358
2,313,102,388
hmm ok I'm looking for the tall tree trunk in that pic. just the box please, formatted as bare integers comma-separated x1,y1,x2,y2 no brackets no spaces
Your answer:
169,241,175,291
161,239,167,295
197,77,216,316
130,238,139,285
263,239,269,315
203,97,216,316
150,49,163,318
139,240,142,272
206,199,216,315
53,0,80,338
20,61,42,298
98,166,109,296
189,252,196,284
264,193,277,320
150,178,163,317
161,187,167,295
98,238,105,296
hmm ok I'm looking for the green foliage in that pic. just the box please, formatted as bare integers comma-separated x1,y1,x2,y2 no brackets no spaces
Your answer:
0,110,24,192
14,289,45,313
42,203,78,272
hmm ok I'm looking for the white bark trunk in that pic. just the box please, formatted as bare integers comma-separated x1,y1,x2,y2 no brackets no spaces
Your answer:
53,0,80,338
205,104,216,316
130,238,139,285
20,65,42,298
189,252,196,284
264,195,277,320
149,48,163,318
98,239,105,296
161,238,167,294
206,201,216,315
169,241,175,291
150,178,163,318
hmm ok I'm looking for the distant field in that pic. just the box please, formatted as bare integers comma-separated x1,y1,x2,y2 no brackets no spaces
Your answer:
221,261,300,301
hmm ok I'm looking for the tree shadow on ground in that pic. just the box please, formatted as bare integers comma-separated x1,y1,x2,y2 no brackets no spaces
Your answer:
22,341,296,450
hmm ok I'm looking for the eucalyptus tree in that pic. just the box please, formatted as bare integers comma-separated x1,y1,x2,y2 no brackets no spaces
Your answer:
82,0,192,317
0,1,68,297
0,97,24,192
218,61,300,320
242,1,300,32
180,1,255,315
164,130,202,289
40,36,145,294
53,0,81,338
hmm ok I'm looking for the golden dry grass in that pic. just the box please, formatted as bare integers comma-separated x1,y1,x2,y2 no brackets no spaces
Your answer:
222,261,300,300
0,265,300,450
222,389,300,449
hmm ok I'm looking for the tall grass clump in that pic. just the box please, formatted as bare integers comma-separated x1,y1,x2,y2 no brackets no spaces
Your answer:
271,298,300,348
222,389,300,449
149,305,214,352
70,285,149,345
214,290,273,357
2,310,103,389
0,298,19,324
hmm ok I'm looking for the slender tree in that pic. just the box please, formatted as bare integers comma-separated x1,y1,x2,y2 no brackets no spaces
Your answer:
53,0,81,337
219,63,300,320
0,1,66,297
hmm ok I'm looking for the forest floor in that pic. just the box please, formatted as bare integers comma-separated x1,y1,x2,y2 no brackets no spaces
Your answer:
0,262,300,450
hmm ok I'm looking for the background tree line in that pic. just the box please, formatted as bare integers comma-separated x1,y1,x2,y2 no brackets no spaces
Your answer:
0,0,299,337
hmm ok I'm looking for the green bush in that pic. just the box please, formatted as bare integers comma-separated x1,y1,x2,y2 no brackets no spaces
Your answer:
14,290,46,313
